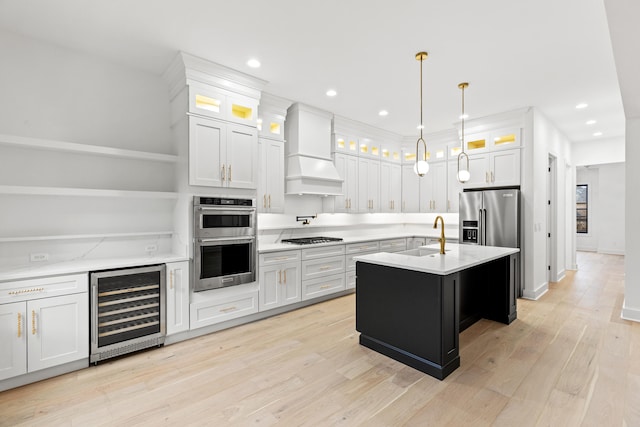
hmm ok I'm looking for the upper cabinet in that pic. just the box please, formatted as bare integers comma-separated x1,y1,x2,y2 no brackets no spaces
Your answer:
464,127,521,154
164,52,267,191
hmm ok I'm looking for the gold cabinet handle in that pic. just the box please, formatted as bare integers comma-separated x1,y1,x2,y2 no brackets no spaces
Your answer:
263,195,267,208
228,164,232,181
320,285,332,290
348,198,351,209
268,194,271,208
319,265,332,271
485,171,489,183
345,198,348,209
17,312,22,338
31,310,36,335
491,171,495,182
283,270,287,284
222,164,226,182
170,271,174,290
220,306,237,313
278,270,282,284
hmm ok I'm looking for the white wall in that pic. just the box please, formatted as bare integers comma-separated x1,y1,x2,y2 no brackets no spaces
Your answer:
575,163,625,255
573,137,625,166
521,108,573,300
624,118,640,321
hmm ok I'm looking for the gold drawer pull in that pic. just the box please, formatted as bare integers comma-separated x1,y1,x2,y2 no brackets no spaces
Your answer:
284,270,287,284
17,313,22,338
320,285,332,290
170,271,174,290
31,310,36,335
220,306,237,313
9,287,45,296
228,164,232,181
319,265,333,271
221,164,226,181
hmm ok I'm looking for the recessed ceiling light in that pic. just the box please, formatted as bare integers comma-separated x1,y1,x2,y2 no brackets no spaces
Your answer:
576,103,588,109
586,120,597,125
459,114,469,120
593,131,603,137
247,59,261,68
379,110,389,116
326,89,337,97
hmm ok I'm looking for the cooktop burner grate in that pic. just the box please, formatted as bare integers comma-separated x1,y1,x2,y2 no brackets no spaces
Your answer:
281,236,344,245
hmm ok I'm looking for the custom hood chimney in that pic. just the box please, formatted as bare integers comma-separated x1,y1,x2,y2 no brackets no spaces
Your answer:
284,103,343,196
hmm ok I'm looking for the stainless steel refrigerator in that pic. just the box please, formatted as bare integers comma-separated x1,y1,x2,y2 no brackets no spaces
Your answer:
459,188,522,295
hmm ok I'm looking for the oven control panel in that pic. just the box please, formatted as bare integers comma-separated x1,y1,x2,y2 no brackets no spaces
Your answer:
197,197,254,207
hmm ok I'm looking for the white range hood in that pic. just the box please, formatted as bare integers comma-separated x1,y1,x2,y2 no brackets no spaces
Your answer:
284,103,343,196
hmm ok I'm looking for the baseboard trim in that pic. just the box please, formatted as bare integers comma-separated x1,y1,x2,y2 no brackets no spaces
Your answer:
555,270,566,282
621,300,640,323
522,281,548,300
597,249,625,256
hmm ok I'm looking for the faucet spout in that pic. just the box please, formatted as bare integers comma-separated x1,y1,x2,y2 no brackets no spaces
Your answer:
433,215,446,254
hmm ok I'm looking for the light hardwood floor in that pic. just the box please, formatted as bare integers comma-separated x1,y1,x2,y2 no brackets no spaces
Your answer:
1,252,638,426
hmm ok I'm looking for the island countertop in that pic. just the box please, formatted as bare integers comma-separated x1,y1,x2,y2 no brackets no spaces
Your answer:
354,243,519,276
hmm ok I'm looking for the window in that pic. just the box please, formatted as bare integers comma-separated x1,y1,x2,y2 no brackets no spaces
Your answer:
576,184,588,233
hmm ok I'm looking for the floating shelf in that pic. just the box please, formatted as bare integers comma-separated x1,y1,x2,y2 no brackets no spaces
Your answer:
0,134,178,163
0,185,178,199
0,231,175,243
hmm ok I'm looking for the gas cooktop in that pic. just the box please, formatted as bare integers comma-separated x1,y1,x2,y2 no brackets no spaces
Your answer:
281,236,344,245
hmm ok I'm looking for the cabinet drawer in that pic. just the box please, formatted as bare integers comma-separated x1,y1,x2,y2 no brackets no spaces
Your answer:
259,250,301,266
0,274,88,304
301,244,345,260
301,255,345,281
190,290,258,329
379,238,407,253
346,251,378,271
302,273,345,301
346,241,380,254
346,271,356,290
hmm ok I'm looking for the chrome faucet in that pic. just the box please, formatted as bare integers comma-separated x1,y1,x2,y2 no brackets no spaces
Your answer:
433,215,446,254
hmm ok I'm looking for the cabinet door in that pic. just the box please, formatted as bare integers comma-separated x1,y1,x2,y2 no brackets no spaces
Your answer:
259,264,281,311
401,164,420,212
189,116,225,187
368,160,380,212
345,155,358,211
166,261,190,336
357,158,370,212
333,153,348,212
265,140,285,212
257,139,268,212
447,160,463,212
226,124,257,189
463,154,490,189
419,171,434,212
0,302,27,381
281,263,301,306
27,293,89,373
380,162,392,213
390,164,402,212
491,149,520,187
431,162,447,212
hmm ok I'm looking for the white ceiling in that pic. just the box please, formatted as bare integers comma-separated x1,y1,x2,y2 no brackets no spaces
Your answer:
0,0,625,142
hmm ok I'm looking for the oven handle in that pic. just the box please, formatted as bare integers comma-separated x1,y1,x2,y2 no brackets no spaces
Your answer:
196,206,255,212
197,237,255,244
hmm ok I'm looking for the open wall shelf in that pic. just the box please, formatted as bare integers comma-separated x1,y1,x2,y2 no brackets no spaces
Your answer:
0,185,178,199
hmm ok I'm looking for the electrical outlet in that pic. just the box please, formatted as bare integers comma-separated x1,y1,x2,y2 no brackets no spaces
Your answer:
145,244,158,253
30,253,49,262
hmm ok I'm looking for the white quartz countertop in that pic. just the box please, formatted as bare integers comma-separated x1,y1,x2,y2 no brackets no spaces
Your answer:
258,230,459,253
354,243,519,276
0,254,189,283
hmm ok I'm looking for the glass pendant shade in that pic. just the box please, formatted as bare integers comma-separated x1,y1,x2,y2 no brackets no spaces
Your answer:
457,168,470,183
414,159,430,176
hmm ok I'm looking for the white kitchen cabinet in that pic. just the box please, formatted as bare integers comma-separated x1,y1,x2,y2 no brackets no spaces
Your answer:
380,162,401,212
419,161,447,212
358,158,380,212
0,274,89,382
401,164,420,213
258,138,285,213
447,160,463,212
189,83,259,127
379,238,407,253
327,153,358,213
166,261,189,336
259,250,301,312
463,148,521,189
334,134,359,155
300,245,346,300
189,115,257,189
302,274,345,301
190,288,259,329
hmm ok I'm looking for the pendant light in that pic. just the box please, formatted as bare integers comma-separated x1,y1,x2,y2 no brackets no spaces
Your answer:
457,82,471,183
414,52,429,177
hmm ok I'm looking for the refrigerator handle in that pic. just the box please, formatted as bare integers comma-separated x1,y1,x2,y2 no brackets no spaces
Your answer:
479,209,483,245
483,208,487,246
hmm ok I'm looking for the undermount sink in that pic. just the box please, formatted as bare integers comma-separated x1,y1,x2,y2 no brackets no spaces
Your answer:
399,248,441,257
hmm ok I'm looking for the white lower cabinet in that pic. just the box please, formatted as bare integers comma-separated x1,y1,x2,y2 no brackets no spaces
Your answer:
259,250,301,311
301,245,346,300
166,261,190,336
302,274,345,301
190,286,259,329
0,274,89,382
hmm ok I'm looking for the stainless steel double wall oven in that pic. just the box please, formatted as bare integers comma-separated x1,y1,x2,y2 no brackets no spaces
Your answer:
193,197,257,292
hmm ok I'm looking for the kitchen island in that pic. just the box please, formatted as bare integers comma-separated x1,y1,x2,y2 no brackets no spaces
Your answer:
354,243,519,380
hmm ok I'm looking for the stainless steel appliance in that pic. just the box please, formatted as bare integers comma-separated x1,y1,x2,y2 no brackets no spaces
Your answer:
193,196,257,292
281,236,343,245
459,188,522,294
90,264,166,363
